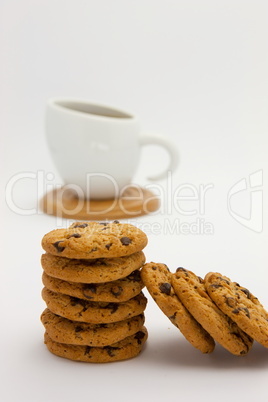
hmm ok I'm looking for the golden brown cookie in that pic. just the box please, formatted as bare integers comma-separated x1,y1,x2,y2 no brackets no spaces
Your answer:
141,263,215,353
41,251,145,283
41,308,145,346
172,268,253,355
204,272,268,348
42,287,147,324
44,327,148,363
42,270,144,302
41,221,148,259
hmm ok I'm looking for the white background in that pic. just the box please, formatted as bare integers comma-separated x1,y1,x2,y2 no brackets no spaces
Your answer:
1,1,268,401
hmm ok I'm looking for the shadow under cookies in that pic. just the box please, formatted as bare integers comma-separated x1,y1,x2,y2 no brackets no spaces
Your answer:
142,330,268,370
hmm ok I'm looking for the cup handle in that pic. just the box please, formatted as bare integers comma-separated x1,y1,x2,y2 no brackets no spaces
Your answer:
140,133,179,180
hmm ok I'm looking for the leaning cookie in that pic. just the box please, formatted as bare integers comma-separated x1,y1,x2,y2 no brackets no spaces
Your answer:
41,221,148,259
44,327,148,363
141,263,215,353
42,288,147,324
41,308,145,346
204,272,268,348
42,270,144,303
41,251,145,283
172,268,253,356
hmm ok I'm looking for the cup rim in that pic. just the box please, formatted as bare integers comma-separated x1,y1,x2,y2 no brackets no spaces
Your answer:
47,97,137,121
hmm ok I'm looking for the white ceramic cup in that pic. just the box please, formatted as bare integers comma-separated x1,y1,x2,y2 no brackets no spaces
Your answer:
46,98,178,199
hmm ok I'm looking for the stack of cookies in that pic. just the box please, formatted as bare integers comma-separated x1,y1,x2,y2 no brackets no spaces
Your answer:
40,220,148,363
141,263,268,356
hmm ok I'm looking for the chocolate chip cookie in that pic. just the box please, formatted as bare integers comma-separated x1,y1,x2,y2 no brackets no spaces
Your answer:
41,251,145,283
42,287,147,324
41,308,145,346
141,263,215,353
42,270,144,303
44,327,148,363
172,268,253,355
204,272,268,348
41,221,148,259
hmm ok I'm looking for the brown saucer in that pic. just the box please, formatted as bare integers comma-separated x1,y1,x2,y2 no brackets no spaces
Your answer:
40,186,160,220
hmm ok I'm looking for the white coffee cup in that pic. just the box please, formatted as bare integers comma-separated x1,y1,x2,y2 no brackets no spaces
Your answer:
46,98,178,199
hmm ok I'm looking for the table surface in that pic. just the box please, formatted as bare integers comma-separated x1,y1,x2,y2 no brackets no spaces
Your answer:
1,1,268,401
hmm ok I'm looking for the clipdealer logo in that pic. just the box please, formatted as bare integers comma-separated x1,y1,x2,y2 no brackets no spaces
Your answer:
227,170,263,233
5,169,264,234
5,171,215,234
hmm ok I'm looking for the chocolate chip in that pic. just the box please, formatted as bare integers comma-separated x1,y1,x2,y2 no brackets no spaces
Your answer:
75,325,83,333
105,303,119,314
70,296,81,306
90,247,98,252
240,288,251,299
104,346,119,357
105,346,114,357
82,293,93,300
113,220,120,224
79,299,92,311
83,284,97,299
242,307,250,318
111,286,123,297
230,332,250,352
176,267,189,276
105,243,112,250
84,346,91,356
53,241,65,252
151,266,157,271
134,331,146,345
128,270,141,282
99,222,108,226
232,308,240,314
99,323,109,328
219,277,230,285
69,297,89,312
232,307,250,318
159,282,172,295
176,267,187,272
225,297,236,308
67,233,81,239
73,223,88,228
169,312,177,321
88,284,97,293
210,284,223,289
163,264,170,271
120,237,132,246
